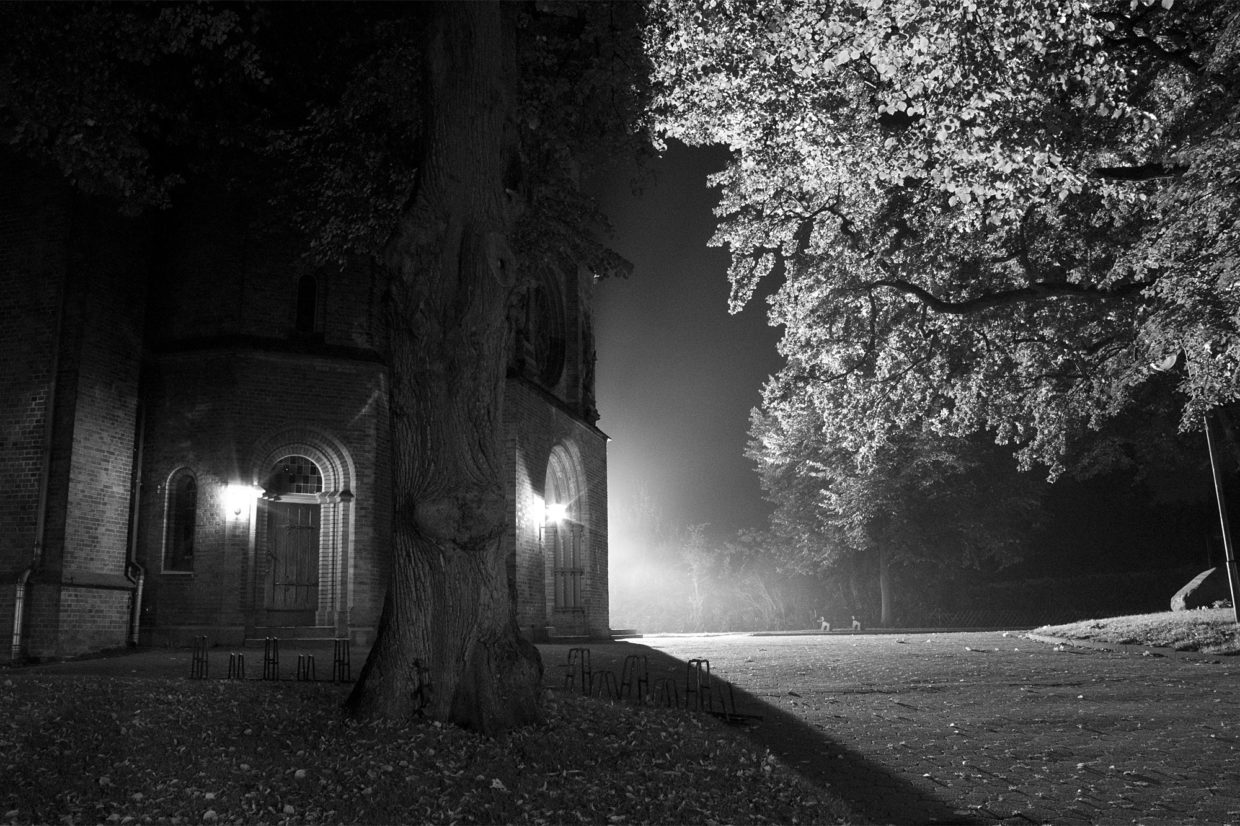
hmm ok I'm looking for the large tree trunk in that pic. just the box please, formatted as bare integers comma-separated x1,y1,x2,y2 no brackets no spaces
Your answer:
878,540,894,628
345,2,543,733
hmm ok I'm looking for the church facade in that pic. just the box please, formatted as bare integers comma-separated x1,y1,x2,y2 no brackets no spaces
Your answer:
1,158,609,661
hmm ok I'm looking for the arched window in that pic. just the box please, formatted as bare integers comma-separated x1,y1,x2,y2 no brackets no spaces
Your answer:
265,455,324,497
513,276,565,388
294,274,319,334
164,469,198,572
529,282,566,387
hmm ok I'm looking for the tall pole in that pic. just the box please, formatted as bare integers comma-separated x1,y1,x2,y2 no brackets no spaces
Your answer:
1203,411,1240,624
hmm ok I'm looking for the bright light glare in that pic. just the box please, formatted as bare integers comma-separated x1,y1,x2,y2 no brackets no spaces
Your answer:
545,502,569,523
223,483,259,518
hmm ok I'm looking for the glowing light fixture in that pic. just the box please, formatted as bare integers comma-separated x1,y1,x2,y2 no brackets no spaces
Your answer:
545,501,568,524
223,483,259,518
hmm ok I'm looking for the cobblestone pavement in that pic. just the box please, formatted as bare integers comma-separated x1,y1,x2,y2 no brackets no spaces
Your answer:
583,631,1240,825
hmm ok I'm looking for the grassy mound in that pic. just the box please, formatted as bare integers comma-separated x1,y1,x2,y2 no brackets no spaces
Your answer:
1035,607,1240,655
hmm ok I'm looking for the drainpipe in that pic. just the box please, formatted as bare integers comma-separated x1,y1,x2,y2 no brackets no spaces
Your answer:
10,569,31,662
125,402,147,646
12,278,65,661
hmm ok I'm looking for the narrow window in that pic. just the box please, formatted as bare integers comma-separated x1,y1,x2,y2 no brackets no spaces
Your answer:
294,274,318,334
164,470,197,572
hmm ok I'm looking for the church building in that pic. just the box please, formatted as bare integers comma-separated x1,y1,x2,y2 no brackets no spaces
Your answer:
1,157,610,661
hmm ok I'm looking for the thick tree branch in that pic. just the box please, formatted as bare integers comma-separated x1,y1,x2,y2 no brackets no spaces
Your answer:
866,277,1153,315
1093,162,1189,181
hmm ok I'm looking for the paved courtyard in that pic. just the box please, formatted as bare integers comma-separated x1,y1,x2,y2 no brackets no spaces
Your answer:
567,631,1240,825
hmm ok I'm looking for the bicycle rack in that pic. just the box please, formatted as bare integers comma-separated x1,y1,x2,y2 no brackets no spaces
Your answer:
189,636,209,679
262,637,280,681
332,638,352,682
591,669,619,700
563,648,592,695
619,654,649,704
685,658,713,712
227,652,246,680
653,676,680,709
296,653,316,681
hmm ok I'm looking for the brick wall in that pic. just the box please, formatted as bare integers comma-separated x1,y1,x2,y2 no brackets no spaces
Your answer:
3,159,607,658
30,201,148,659
137,349,388,646
0,157,69,659
147,186,381,353
504,378,609,639
134,191,390,647
1,154,147,660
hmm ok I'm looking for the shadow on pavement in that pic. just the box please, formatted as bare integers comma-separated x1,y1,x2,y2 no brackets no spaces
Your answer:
15,639,982,823
541,641,984,826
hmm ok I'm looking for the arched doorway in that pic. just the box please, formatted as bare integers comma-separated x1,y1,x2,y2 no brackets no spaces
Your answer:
544,443,589,626
249,429,356,633
261,455,322,624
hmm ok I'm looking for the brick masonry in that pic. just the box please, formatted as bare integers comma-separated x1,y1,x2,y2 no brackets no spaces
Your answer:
505,378,610,640
136,348,389,646
0,156,149,659
0,159,67,657
3,160,611,659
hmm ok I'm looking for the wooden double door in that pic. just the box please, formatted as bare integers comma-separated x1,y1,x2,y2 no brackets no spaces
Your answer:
262,501,320,625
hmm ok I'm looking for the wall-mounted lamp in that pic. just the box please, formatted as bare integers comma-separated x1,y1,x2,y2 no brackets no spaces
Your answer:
545,501,568,524
223,483,260,519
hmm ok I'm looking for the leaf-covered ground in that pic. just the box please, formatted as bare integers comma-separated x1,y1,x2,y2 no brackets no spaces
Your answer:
0,676,856,825
1036,607,1240,654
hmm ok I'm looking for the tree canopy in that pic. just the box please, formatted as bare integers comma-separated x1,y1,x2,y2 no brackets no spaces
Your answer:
749,400,1042,624
648,0,1240,477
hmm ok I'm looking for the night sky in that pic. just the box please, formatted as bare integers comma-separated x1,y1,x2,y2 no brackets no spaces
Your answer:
590,142,784,545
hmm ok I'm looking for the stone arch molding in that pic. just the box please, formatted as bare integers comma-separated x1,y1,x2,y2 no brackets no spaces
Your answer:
545,439,587,527
246,426,357,631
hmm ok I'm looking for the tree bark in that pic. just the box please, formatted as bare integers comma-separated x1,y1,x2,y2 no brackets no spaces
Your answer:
345,2,542,733
878,540,894,628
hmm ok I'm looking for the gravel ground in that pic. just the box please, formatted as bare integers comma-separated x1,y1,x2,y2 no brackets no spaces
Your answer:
13,631,1240,824
590,631,1240,825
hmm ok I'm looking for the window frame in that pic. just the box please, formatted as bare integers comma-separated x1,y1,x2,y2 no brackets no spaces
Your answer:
162,468,198,573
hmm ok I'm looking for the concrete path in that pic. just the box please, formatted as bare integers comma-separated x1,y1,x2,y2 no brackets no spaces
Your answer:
580,631,1240,825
